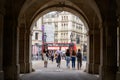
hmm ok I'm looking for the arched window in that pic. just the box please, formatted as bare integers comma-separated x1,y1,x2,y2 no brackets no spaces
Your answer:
35,33,38,40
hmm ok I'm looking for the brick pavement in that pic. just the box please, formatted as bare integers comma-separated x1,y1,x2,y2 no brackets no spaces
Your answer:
32,59,86,71
20,60,99,80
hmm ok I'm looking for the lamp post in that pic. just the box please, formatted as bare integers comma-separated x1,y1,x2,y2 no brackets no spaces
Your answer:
44,32,47,43
70,32,73,43
42,25,47,52
76,34,80,44
43,32,47,49
69,32,74,49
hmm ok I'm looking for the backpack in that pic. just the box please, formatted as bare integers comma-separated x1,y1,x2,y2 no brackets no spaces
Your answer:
45,50,49,57
77,52,81,58
46,52,48,57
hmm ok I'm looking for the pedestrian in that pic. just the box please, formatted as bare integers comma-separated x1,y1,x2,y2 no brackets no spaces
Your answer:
55,47,62,68
76,49,82,70
65,49,71,68
51,50,54,63
71,50,76,69
42,46,49,68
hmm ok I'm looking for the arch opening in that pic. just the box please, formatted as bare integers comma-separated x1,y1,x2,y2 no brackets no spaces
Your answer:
18,0,101,77
31,11,88,72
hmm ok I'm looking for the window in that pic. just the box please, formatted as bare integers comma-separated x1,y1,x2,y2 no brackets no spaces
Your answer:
66,23,68,26
35,22,37,27
66,16,68,20
55,23,58,27
62,16,63,20
35,33,38,40
64,23,65,26
61,23,63,26
63,16,65,20
76,34,80,44
61,33,63,36
55,33,58,36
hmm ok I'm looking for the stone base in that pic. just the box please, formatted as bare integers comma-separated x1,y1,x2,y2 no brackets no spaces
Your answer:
99,65,116,80
20,62,32,73
20,62,26,73
4,64,20,80
93,63,100,74
0,70,4,80
26,62,32,73
86,63,93,73
116,71,120,80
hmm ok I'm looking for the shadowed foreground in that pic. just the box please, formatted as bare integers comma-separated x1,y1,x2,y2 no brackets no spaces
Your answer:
20,70,99,80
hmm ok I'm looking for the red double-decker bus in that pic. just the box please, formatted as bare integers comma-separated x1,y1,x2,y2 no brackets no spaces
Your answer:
44,42,77,52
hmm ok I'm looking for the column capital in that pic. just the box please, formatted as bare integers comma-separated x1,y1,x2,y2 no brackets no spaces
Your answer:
87,29,100,36
117,15,120,28
25,29,31,36
87,30,94,36
0,8,5,15
18,23,26,29
94,28,100,34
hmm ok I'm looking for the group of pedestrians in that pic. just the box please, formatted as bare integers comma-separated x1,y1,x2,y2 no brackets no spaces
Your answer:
65,48,82,70
42,46,82,70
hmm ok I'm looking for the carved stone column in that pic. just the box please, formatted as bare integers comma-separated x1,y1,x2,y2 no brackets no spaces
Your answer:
0,0,5,79
86,30,94,73
116,23,120,80
116,0,120,80
25,30,32,73
3,14,20,80
99,19,117,80
19,24,27,73
99,1,117,80
93,29,100,74
116,1,120,79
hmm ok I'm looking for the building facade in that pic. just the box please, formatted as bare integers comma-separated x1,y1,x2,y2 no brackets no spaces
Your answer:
31,18,42,58
32,11,87,50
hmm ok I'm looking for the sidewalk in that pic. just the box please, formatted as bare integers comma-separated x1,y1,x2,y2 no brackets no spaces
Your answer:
32,59,86,72
20,60,99,80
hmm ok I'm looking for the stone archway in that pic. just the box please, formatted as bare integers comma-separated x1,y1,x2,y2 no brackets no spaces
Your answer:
1,0,118,80
18,0,101,75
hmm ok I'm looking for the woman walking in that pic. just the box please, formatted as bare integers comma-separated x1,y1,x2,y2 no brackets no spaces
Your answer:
71,50,76,69
55,47,62,68
51,50,54,63
42,47,49,68
65,49,71,68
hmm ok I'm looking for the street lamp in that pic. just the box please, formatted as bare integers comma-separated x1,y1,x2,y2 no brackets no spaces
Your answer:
43,32,47,49
69,32,74,49
44,32,47,43
70,32,73,43
76,34,80,44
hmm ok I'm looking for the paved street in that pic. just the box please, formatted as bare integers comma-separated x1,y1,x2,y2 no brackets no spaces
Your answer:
20,60,99,80
32,59,86,72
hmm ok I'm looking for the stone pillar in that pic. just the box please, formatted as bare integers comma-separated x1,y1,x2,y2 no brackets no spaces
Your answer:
99,19,117,80
86,30,94,73
19,26,32,73
93,29,100,74
116,0,120,80
116,23,120,80
25,30,32,73
19,24,27,73
3,15,20,80
0,0,5,79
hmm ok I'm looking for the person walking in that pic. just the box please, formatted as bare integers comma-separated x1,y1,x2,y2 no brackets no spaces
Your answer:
55,47,62,68
42,46,49,68
51,50,54,63
71,50,76,69
76,49,82,70
65,49,71,68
